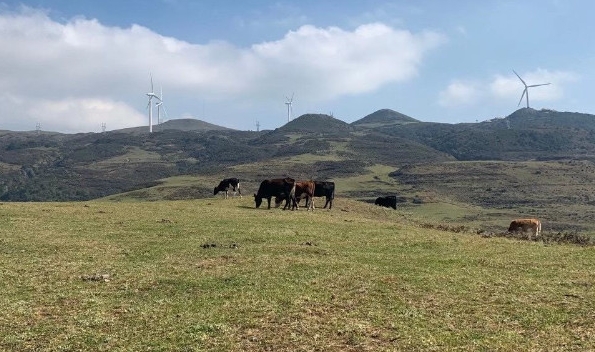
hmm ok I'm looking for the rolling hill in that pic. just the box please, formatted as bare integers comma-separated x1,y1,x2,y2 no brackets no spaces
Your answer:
2,108,595,209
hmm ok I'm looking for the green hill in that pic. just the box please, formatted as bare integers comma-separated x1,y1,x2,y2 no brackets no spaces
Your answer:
3,107,595,205
351,109,419,128
117,118,232,134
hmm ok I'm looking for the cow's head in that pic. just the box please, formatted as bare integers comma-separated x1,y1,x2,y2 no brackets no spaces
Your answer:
254,193,262,208
213,187,219,195
274,196,284,208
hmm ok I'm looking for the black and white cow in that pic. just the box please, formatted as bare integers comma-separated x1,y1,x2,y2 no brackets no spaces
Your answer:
214,178,242,199
375,195,397,210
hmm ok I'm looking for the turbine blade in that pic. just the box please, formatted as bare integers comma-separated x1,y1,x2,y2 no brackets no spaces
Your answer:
150,73,154,92
512,70,527,86
528,83,551,88
517,89,526,107
162,104,169,119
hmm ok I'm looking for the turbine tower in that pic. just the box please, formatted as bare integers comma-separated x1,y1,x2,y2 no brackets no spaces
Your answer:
513,70,550,108
146,74,161,133
155,87,168,126
285,93,294,122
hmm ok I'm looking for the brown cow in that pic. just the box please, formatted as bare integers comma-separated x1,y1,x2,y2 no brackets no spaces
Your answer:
508,218,541,239
290,181,315,211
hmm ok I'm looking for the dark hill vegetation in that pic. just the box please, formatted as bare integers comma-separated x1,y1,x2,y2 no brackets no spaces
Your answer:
352,108,419,127
276,114,353,134
2,108,595,202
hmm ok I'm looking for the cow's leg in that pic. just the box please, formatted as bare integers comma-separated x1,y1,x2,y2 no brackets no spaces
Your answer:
267,197,272,209
237,184,242,198
291,195,299,210
225,190,229,199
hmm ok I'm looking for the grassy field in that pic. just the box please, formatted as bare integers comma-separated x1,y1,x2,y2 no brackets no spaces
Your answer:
1,197,595,351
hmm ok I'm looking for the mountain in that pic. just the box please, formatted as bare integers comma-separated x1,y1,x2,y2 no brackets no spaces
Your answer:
117,118,232,134
2,107,595,201
375,108,595,161
276,114,353,134
351,109,419,128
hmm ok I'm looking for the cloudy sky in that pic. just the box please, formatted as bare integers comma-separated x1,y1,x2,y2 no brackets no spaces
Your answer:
0,0,592,133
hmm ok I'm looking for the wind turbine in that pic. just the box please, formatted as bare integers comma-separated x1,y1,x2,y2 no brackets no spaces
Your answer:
513,70,550,108
155,86,169,129
146,74,161,133
285,93,294,122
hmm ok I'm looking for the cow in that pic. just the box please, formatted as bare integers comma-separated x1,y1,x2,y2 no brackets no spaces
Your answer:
214,178,242,199
375,195,397,210
508,218,541,239
289,180,316,211
254,178,295,209
293,181,335,209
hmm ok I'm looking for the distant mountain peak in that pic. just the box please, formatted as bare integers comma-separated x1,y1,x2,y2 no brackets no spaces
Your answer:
352,109,419,127
278,113,352,133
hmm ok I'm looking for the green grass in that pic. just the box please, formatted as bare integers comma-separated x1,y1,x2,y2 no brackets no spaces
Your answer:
1,198,595,351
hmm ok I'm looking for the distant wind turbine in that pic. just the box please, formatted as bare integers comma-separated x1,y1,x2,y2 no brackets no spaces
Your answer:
513,70,550,108
285,93,294,122
146,74,161,133
155,86,169,129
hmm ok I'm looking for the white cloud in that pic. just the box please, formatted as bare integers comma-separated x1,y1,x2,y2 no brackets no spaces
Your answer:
0,7,446,132
253,23,446,99
438,80,481,107
27,98,146,133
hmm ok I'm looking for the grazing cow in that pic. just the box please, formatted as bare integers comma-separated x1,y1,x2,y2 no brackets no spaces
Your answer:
375,195,397,210
214,178,242,199
254,178,295,209
294,181,335,209
508,218,541,239
316,181,335,209
290,180,316,211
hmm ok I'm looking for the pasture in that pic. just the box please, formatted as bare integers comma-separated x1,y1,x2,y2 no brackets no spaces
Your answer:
1,198,595,351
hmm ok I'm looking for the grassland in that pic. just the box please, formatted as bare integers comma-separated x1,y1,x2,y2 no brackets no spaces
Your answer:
1,198,595,351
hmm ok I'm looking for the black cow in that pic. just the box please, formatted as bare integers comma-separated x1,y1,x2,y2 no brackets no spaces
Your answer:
214,178,241,199
375,195,397,210
254,178,295,209
294,181,335,209
314,181,335,209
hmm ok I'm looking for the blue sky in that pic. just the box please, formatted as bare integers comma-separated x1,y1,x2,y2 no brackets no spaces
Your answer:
0,0,592,133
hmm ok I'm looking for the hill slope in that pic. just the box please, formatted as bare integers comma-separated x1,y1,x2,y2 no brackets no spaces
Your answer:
3,108,595,202
352,108,419,127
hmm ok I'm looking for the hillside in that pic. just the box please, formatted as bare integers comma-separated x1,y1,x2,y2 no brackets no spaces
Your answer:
351,108,419,128
117,118,232,134
4,199,595,350
377,108,595,161
3,108,595,204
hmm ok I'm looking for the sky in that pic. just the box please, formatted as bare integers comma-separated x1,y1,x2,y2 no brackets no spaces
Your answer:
0,0,592,133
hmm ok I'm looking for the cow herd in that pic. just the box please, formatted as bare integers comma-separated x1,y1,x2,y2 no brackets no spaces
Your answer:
213,177,542,238
215,177,334,211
